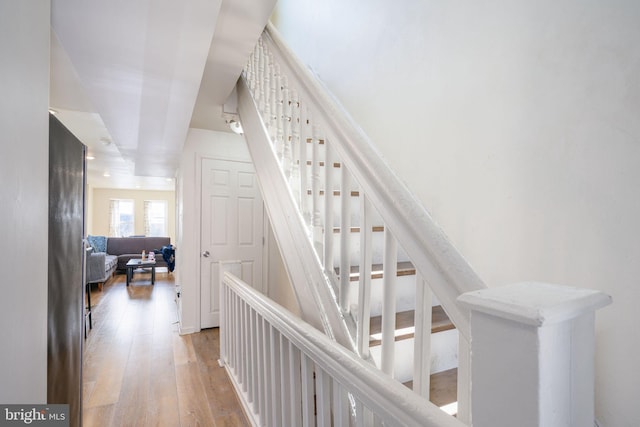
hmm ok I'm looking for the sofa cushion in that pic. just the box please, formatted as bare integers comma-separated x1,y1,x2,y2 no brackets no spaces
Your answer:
105,254,118,273
87,235,107,253
106,236,170,256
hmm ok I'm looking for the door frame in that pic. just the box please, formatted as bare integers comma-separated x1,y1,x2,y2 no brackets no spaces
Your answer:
196,153,269,330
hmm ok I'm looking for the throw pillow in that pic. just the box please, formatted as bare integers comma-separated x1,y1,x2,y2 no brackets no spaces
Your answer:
87,235,107,253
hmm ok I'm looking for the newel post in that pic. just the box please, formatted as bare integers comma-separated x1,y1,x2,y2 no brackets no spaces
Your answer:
458,282,611,427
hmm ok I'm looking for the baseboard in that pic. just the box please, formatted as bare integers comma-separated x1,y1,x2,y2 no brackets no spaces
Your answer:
178,325,199,335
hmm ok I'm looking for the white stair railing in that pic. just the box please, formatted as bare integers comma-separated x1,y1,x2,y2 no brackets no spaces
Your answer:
219,264,466,427
236,22,611,427
239,22,485,420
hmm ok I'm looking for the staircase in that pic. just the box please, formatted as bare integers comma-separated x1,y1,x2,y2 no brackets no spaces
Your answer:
315,158,460,407
236,22,486,422
223,21,611,427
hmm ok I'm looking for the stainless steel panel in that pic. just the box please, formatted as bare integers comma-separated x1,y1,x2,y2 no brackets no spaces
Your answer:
48,114,85,427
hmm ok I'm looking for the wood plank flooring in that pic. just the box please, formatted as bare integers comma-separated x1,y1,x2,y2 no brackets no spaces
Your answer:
83,271,249,427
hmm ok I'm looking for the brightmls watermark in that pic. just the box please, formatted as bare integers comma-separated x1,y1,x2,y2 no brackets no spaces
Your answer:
0,405,68,426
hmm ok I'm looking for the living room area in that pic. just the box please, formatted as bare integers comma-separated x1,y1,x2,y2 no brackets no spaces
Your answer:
81,184,249,425
84,187,177,291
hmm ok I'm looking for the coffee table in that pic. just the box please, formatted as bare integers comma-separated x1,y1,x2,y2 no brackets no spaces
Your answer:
125,258,157,286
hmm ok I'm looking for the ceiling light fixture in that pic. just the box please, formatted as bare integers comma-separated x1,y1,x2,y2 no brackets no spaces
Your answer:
228,119,243,135
86,155,95,160
48,109,58,115
103,171,110,177
100,137,111,146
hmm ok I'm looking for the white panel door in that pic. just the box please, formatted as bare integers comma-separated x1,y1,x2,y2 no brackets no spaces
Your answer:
200,158,264,328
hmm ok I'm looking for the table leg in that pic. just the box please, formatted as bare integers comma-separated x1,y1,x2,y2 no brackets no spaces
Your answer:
151,266,155,285
87,283,92,329
126,267,131,286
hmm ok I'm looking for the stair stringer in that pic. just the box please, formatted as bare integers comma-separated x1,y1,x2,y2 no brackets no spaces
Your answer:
238,78,356,351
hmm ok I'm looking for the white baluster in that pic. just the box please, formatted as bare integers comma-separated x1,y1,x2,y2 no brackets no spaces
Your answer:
339,166,351,312
301,355,315,427
299,111,310,223
262,317,272,426
270,326,282,426
316,369,331,427
323,140,334,275
256,314,266,426
311,125,323,250
413,273,432,399
246,45,255,94
257,40,266,114
269,58,278,146
333,381,350,426
381,229,398,377
256,39,263,96
282,75,292,178
289,344,303,426
245,307,253,401
457,333,471,424
280,335,291,426
355,400,365,427
357,194,373,359
274,64,285,162
219,282,227,365
240,298,247,393
249,309,260,412
231,291,238,374
262,56,271,127
290,90,301,205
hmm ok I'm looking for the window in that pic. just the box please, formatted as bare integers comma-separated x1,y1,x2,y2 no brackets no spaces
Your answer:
109,199,134,237
144,200,168,237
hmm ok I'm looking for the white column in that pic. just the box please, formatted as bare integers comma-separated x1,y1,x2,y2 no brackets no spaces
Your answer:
380,229,397,377
458,282,611,427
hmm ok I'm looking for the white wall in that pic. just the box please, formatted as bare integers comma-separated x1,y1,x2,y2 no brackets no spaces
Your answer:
266,224,301,317
0,0,50,403
272,1,640,425
90,188,176,242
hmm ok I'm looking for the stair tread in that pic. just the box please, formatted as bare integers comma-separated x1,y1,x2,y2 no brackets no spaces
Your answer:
368,306,455,346
403,368,458,409
335,261,415,282
331,225,384,233
306,160,341,168
306,189,359,196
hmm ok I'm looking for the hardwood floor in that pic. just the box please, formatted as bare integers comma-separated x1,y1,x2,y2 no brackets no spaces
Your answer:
83,271,249,427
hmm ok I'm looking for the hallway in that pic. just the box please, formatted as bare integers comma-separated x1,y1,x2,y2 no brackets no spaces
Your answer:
83,270,249,426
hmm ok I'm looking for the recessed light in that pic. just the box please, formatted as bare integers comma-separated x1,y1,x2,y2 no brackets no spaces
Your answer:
100,137,111,146
86,155,95,160
103,172,110,177
165,178,172,182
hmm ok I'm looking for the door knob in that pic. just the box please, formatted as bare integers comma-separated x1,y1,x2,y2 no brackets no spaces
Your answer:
202,250,210,258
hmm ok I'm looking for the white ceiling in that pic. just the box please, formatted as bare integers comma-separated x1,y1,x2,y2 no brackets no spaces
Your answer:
50,0,276,191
